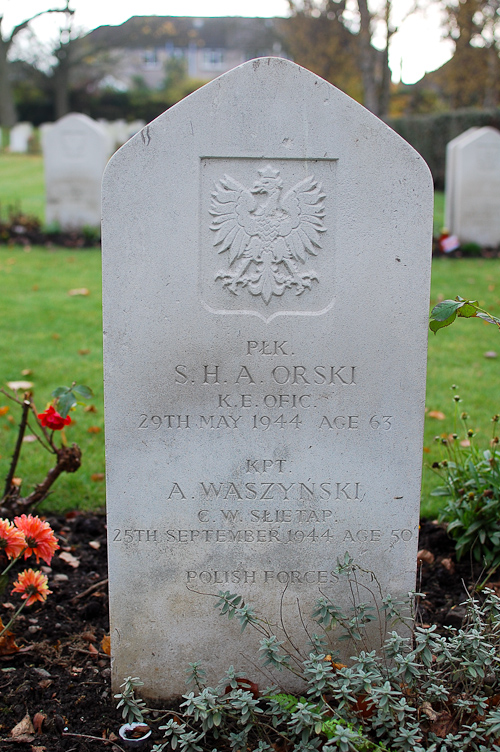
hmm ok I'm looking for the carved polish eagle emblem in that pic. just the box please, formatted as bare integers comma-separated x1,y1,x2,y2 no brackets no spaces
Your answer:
210,165,326,305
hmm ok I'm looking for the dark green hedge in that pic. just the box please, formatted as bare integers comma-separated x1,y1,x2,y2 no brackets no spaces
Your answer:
385,108,500,189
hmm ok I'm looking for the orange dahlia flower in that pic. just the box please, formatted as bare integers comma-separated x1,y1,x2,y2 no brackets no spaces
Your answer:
11,569,51,607
14,514,59,565
0,518,25,559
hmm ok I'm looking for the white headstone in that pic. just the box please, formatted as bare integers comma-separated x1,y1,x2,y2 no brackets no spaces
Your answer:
445,126,500,246
102,58,433,700
39,122,54,152
10,122,33,153
110,119,129,149
43,113,111,230
444,127,477,232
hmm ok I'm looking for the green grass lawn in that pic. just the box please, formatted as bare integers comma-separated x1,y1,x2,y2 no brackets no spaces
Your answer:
1,246,499,517
0,246,105,513
434,190,445,235
0,154,45,221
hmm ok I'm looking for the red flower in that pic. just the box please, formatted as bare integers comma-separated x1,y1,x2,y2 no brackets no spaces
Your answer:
12,569,51,607
0,519,25,559
38,405,71,430
14,514,59,565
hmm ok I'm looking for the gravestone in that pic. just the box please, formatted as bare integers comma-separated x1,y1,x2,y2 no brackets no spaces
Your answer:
39,122,54,152
10,122,33,153
102,58,433,700
444,128,477,232
43,113,111,230
445,126,500,246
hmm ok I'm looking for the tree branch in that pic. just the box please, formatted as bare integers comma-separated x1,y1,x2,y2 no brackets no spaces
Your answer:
3,398,30,499
8,7,74,46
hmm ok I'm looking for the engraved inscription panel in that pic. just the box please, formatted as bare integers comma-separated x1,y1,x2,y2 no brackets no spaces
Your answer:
200,158,336,322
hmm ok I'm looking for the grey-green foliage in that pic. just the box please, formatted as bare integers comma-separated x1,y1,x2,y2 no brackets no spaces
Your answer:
114,675,149,724
122,558,500,752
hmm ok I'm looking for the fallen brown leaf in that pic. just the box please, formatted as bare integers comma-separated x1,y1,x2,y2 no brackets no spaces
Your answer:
91,473,105,482
101,635,111,656
88,643,99,656
6,380,33,391
429,711,456,738
78,349,90,355
84,404,97,413
427,410,446,420
440,557,455,573
87,426,101,434
11,713,34,738
417,549,435,565
421,701,439,721
58,551,80,568
11,477,22,487
0,616,19,656
31,746,46,752
0,406,9,416
68,288,89,296
51,333,60,340
33,713,46,734
21,369,32,376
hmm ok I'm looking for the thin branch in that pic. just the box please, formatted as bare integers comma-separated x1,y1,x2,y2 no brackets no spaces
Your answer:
8,8,75,46
70,578,108,604
3,398,30,498
62,732,126,752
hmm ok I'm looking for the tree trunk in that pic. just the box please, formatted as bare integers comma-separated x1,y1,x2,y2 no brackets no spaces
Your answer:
377,0,393,118
357,0,379,114
0,35,17,127
54,46,71,119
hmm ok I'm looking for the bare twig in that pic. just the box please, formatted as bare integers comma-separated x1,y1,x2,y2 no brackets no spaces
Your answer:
3,397,30,498
62,731,126,752
70,578,108,604
19,444,82,509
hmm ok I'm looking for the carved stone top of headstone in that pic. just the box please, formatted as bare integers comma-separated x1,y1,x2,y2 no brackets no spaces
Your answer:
102,58,433,701
43,113,112,230
446,126,500,246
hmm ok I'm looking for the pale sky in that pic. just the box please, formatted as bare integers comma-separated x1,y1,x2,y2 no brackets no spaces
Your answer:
4,0,454,85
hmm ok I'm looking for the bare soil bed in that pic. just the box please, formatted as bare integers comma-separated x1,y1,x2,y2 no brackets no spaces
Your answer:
0,515,485,751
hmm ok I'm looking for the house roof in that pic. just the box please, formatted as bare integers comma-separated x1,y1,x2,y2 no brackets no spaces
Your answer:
85,16,287,51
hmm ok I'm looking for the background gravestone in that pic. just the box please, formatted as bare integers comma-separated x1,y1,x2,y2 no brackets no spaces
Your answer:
10,122,33,153
102,58,433,700
444,127,477,232
445,126,500,246
43,113,112,230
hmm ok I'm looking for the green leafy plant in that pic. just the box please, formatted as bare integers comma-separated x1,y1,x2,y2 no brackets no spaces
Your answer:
431,391,500,574
429,296,500,334
115,676,149,724
118,557,500,751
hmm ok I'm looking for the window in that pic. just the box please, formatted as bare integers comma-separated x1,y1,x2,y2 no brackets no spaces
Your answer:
202,49,225,71
143,49,160,70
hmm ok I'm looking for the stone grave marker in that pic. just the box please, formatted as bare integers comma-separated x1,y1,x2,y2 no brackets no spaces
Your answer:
43,113,112,230
444,127,477,232
10,122,33,153
102,57,433,700
445,126,500,246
